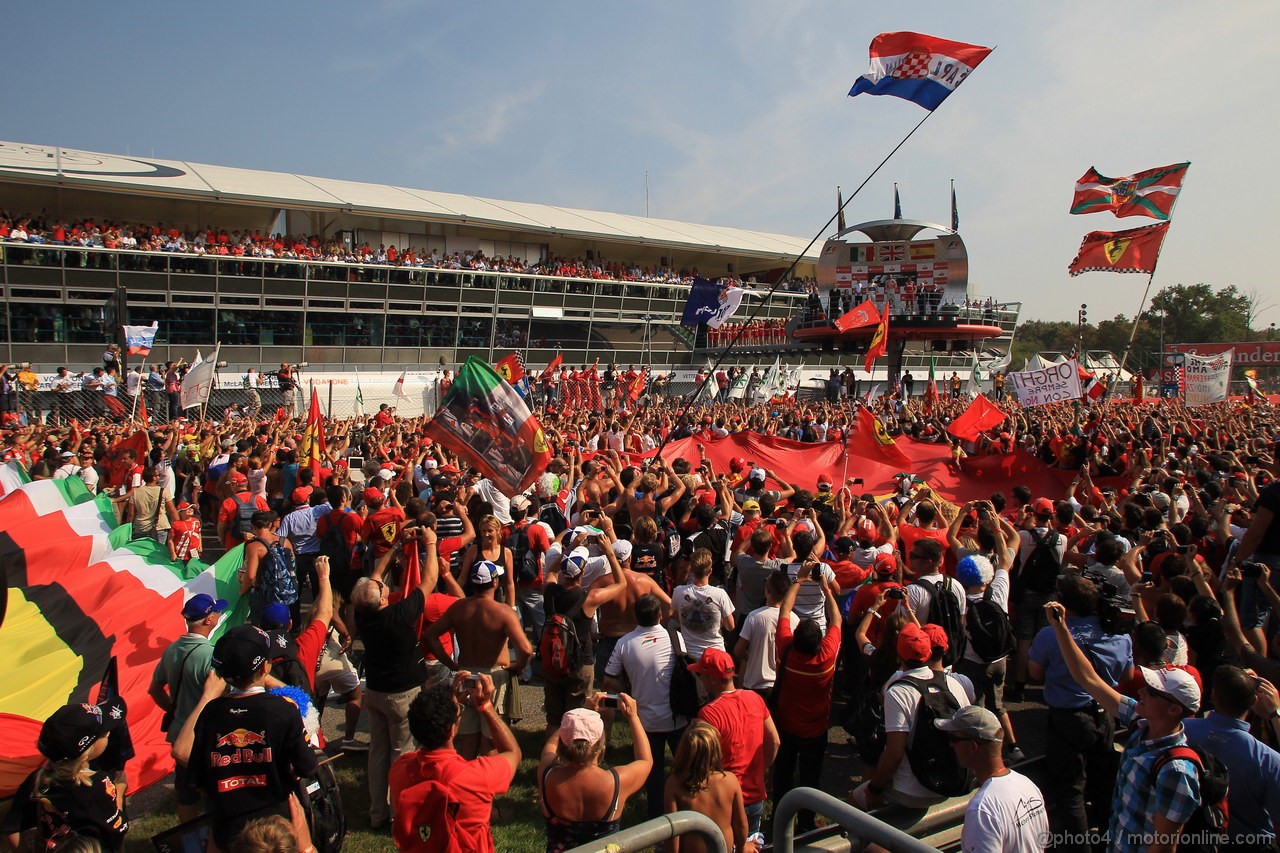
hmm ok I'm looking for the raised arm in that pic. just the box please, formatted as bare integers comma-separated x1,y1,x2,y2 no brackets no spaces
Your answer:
1044,601,1123,718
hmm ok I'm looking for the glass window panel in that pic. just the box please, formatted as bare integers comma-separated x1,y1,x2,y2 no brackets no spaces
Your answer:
218,308,303,346
305,312,384,348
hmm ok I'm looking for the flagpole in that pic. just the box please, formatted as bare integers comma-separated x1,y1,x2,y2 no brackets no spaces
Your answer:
327,380,333,419
656,107,943,460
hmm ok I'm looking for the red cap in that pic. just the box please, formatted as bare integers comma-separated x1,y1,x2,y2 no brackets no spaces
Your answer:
897,624,932,663
729,456,746,473
362,487,384,505
1031,497,1054,515
817,474,833,489
688,648,735,679
873,553,898,575
698,489,717,506
922,623,950,653
290,487,311,505
228,472,248,487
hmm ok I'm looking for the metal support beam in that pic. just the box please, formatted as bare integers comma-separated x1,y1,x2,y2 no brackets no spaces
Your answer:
565,811,727,853
773,788,940,853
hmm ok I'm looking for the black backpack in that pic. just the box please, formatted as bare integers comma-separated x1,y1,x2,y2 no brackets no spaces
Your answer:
900,672,973,797
842,688,887,766
667,627,701,721
910,577,967,667
506,524,540,584
317,510,352,577
538,501,567,537
966,585,1016,663
297,748,346,853
1020,529,1062,594
1152,744,1230,853
231,493,257,539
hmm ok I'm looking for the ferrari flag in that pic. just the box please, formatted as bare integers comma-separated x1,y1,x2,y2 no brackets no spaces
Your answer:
1070,162,1190,220
834,300,880,333
298,387,327,475
1068,222,1169,277
848,32,993,111
851,406,913,467
424,357,551,497
864,311,890,373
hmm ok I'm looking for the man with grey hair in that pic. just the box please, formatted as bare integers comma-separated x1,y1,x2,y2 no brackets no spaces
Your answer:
937,705,1049,852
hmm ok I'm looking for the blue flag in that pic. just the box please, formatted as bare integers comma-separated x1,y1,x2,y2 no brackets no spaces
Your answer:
682,277,721,326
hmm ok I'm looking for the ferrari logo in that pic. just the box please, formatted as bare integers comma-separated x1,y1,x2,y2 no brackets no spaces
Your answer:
532,429,549,454
1103,238,1130,265
872,419,896,447
380,522,398,543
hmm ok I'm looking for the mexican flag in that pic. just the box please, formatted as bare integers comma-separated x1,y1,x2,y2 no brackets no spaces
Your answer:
424,356,551,497
0,476,246,797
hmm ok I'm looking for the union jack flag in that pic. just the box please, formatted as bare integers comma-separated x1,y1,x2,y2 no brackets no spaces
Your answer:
876,243,905,262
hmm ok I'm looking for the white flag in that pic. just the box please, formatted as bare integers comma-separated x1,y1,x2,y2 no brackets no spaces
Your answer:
180,343,220,410
393,370,408,399
1184,350,1233,407
708,287,746,328
753,358,781,403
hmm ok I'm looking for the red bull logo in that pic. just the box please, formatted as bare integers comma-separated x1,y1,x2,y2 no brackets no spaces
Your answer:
214,728,267,748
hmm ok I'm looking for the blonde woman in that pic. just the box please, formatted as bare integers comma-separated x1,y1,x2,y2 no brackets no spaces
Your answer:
663,722,755,853
458,514,516,605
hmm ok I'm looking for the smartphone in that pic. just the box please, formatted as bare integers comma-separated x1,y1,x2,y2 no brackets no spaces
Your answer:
1141,571,1153,584
1240,562,1263,579
886,587,906,600
852,478,864,485
601,694,620,709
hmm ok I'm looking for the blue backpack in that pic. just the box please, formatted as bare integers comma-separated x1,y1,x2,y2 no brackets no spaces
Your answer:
258,539,300,606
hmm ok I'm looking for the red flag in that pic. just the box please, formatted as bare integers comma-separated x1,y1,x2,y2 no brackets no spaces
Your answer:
1133,374,1144,403
850,406,913,467
495,352,525,385
1070,162,1189,220
864,311,890,373
626,368,648,407
103,431,150,489
1077,364,1105,401
1068,222,1169,276
539,353,564,382
834,300,880,333
136,393,150,428
298,388,327,476
947,395,1007,442
103,394,128,419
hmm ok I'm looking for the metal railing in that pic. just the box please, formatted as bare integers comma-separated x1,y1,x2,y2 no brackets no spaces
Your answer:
773,788,942,853
564,810,727,853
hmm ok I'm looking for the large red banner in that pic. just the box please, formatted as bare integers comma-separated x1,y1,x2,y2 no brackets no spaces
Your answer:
1167,342,1280,366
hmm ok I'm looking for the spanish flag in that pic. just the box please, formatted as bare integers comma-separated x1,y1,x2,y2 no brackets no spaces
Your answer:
298,387,327,476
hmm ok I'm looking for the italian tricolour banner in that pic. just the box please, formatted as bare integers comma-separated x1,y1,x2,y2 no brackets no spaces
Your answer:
424,356,551,497
1071,162,1189,220
1184,350,1233,407
0,477,246,796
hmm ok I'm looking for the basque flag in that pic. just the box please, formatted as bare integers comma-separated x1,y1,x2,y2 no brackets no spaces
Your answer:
123,322,158,357
849,32,992,111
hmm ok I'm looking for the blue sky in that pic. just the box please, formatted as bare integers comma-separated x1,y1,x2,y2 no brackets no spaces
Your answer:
5,1,1277,325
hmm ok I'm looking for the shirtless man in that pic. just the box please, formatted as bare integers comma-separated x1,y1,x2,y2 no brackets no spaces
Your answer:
591,539,673,682
423,560,533,759
620,461,686,524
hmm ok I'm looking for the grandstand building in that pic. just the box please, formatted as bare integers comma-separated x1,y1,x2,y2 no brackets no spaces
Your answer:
0,140,1016,378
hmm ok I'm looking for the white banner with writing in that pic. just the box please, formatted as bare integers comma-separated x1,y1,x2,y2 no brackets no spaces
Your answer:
1009,359,1082,407
1184,350,1233,407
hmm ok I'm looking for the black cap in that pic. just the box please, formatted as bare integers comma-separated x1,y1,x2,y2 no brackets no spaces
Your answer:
212,625,272,679
37,697,127,762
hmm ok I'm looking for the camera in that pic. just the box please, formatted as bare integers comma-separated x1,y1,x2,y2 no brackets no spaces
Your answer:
1240,562,1264,579
886,587,906,600
600,694,620,709
1079,568,1136,634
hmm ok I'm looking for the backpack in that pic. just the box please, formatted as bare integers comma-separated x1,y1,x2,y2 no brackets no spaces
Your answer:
540,590,585,682
394,778,464,853
1151,744,1230,853
506,524,540,585
667,628,701,721
966,585,1016,663
317,511,352,577
538,501,567,537
257,538,300,606
910,577,967,667
232,493,258,538
899,672,973,797
657,514,683,564
266,630,314,703
842,688,887,766
298,748,347,853
1020,529,1062,594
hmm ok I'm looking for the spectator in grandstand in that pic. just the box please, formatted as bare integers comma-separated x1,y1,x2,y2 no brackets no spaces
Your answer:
389,675,521,853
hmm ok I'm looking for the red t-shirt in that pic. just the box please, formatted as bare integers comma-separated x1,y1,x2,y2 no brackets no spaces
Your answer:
848,580,904,646
169,518,202,560
697,689,771,805
774,620,842,738
897,523,954,574
827,558,869,592
362,507,406,557
294,619,328,691
218,492,270,550
438,535,465,577
420,592,457,662
389,749,512,853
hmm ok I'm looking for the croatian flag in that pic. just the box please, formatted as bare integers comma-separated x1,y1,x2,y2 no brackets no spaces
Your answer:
123,322,158,356
849,32,992,111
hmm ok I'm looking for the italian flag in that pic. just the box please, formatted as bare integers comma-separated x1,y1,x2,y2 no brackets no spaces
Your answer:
0,476,246,796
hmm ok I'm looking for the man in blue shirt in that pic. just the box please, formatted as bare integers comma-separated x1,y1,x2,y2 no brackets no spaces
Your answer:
1045,600,1201,853
1028,576,1133,852
1183,665,1280,850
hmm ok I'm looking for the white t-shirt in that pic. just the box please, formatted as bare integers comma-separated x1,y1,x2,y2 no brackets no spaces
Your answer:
961,769,1049,853
474,478,512,525
1016,527,1067,571
784,561,838,630
905,573,967,625
605,625,683,732
78,465,100,494
737,605,800,691
962,569,1011,664
673,582,735,658
883,666,975,801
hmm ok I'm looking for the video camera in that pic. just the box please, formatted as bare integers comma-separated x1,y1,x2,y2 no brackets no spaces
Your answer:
1079,568,1136,635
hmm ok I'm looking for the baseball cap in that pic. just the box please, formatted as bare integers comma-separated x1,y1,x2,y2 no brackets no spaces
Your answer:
956,554,995,588
290,487,311,505
897,624,932,663
562,547,590,579
922,623,950,654
177,501,194,513
362,486,384,505
470,560,504,585
510,494,531,516
833,536,856,553
688,648,736,679
612,540,633,562
749,468,766,481
1031,497,1054,515
729,456,746,473
261,602,292,628
228,471,248,487
742,499,761,512
559,708,605,745
873,553,898,576
934,705,1003,742
37,697,127,762
59,450,75,459
212,625,272,679
856,518,877,542
1139,665,1201,713
817,474,833,490
182,593,228,621
377,468,395,481
422,458,439,470
1151,492,1172,510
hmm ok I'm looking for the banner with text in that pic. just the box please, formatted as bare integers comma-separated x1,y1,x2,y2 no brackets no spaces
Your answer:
1009,359,1082,407
1184,349,1233,407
